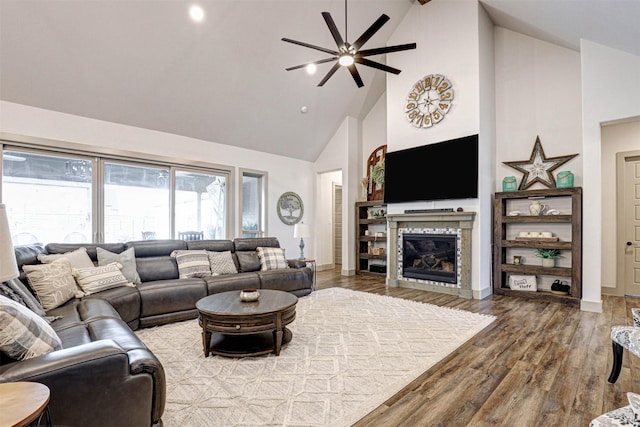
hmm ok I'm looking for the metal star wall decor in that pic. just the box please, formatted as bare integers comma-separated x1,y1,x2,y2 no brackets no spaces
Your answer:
503,136,578,190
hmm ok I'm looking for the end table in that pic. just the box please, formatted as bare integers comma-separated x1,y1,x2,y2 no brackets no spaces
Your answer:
0,381,52,427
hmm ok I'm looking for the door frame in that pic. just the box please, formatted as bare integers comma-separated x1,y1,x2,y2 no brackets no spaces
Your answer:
616,150,640,296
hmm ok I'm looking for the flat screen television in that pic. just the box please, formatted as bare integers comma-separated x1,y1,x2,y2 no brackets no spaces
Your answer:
383,134,478,203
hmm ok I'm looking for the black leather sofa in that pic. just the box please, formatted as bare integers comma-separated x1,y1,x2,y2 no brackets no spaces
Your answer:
0,237,313,427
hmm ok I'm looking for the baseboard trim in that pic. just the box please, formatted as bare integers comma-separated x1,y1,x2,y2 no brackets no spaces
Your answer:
316,263,334,272
342,268,356,276
581,299,603,313
474,287,493,300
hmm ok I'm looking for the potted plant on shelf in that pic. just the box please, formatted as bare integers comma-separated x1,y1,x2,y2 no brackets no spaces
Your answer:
535,248,561,267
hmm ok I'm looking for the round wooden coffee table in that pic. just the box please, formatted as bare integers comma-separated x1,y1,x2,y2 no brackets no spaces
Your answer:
0,381,51,427
196,289,298,357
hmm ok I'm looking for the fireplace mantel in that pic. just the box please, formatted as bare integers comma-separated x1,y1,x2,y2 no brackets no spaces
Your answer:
387,211,476,298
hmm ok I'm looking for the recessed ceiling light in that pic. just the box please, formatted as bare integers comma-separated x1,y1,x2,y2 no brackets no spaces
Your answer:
300,106,309,114
305,64,317,75
189,5,205,23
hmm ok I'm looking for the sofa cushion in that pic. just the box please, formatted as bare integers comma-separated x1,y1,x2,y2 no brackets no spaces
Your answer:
257,247,288,271
97,246,141,285
257,268,313,293
236,252,261,272
45,243,127,262
186,240,234,252
203,272,260,294
37,246,94,269
72,262,133,295
170,250,212,278
208,250,238,275
127,240,186,282
82,285,141,327
137,279,207,317
23,258,83,310
233,237,280,251
47,298,123,332
0,295,63,360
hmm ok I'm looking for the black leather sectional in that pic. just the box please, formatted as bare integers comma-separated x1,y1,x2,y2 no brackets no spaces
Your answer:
0,237,313,427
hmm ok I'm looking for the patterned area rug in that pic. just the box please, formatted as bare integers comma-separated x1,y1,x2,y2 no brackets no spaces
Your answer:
136,287,496,426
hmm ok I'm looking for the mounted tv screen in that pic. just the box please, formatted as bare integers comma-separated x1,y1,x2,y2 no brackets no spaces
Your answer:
384,134,479,203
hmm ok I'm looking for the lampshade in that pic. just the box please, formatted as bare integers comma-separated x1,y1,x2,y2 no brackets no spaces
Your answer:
0,204,19,281
293,223,309,238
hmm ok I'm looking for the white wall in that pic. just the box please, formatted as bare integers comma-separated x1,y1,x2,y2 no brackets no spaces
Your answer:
494,28,583,188
581,40,640,312
601,119,640,293
314,115,361,275
362,94,387,179
0,101,315,258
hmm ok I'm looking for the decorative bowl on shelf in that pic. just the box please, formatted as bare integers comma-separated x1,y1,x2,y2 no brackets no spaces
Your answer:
240,289,260,302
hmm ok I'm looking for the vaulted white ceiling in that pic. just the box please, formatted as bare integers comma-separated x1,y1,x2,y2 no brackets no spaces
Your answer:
1,0,639,161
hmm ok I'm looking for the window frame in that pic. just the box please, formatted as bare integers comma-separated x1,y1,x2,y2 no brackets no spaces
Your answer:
239,168,267,238
1,137,235,242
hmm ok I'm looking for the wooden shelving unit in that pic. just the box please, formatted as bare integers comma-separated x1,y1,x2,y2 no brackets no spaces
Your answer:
493,187,582,305
356,201,387,276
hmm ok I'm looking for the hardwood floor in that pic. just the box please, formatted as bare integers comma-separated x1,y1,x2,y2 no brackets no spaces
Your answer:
316,268,638,427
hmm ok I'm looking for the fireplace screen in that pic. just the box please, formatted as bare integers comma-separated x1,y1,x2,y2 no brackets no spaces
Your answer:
402,233,457,284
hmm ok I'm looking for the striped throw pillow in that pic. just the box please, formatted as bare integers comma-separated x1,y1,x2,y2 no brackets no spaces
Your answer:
171,250,212,278
256,247,288,271
0,295,62,360
72,262,132,295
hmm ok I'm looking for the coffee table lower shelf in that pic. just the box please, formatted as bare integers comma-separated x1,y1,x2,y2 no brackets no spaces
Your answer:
207,328,293,357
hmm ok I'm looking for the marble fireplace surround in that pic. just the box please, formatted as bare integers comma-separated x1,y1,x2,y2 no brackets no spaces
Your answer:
386,212,476,298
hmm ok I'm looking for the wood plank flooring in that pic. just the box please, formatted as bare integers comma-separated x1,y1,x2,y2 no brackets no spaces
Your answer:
316,268,638,426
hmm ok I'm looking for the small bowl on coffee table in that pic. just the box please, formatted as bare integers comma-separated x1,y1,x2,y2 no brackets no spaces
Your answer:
240,289,260,302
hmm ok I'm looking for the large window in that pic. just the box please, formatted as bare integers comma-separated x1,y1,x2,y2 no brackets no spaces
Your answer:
2,145,232,243
2,150,93,244
175,170,226,239
241,170,266,238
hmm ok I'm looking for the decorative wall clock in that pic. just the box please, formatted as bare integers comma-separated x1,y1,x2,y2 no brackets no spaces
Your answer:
405,74,454,128
277,192,304,225
503,136,578,190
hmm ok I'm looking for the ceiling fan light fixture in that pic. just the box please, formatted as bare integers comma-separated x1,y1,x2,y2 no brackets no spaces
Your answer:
305,63,317,74
338,54,354,66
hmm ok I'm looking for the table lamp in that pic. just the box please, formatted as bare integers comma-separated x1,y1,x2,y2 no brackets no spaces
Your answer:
293,222,309,260
0,204,19,282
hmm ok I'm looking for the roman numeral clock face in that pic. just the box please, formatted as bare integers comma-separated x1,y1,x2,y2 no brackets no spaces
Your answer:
405,74,454,128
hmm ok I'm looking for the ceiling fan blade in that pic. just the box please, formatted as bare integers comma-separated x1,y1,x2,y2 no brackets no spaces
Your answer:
355,57,402,74
351,14,390,51
321,12,346,49
285,57,337,71
347,65,364,88
281,38,338,56
358,43,417,57
318,62,341,86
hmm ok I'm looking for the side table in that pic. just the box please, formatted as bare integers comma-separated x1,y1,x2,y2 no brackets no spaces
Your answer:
300,258,316,290
0,382,52,427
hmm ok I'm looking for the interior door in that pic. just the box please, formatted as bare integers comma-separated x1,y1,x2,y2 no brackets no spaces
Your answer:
624,158,640,296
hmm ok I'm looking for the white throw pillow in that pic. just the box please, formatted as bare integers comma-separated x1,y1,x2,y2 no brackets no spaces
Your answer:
207,251,238,275
0,295,63,360
23,258,83,310
256,247,288,271
38,247,94,269
72,262,133,295
171,250,212,278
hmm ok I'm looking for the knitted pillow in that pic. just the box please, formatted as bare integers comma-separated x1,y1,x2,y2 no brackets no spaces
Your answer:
170,250,212,278
207,251,238,275
256,247,288,271
72,262,133,295
0,295,62,360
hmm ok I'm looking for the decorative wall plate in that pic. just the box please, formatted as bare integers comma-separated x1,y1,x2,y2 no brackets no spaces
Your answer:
405,74,454,128
277,192,304,225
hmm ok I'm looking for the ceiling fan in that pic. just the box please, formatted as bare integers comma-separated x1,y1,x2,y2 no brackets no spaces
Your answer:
282,1,417,88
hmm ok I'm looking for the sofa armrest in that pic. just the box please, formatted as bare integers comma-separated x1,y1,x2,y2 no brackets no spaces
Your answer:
287,259,307,269
0,340,164,427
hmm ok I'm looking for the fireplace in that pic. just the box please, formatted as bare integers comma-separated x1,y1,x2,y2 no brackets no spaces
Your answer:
402,233,458,284
386,211,475,298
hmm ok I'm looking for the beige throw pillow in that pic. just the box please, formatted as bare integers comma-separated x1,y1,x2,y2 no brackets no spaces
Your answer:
207,251,238,275
23,258,82,310
37,247,94,269
171,250,212,278
72,262,133,295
